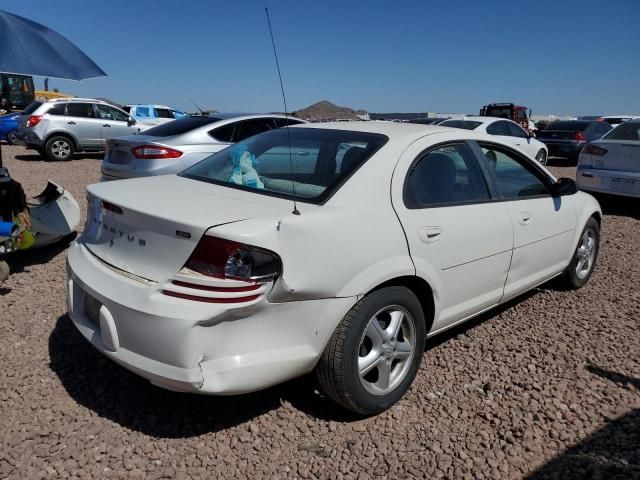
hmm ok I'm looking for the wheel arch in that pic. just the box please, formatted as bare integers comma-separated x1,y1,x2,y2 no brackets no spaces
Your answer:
45,131,78,150
367,275,436,334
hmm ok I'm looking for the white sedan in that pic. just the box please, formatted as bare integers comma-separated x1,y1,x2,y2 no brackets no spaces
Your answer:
67,122,601,415
577,119,640,198
440,116,549,165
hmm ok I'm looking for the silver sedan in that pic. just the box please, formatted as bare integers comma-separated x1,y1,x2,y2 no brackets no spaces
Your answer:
577,119,640,198
100,113,304,181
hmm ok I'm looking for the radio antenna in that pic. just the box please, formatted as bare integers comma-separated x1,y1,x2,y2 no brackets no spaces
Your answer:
190,98,207,116
265,7,299,215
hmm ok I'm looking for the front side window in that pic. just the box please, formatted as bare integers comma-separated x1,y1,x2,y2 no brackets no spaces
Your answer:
481,144,549,199
181,128,387,202
96,104,128,122
404,143,490,208
486,121,510,136
604,122,640,141
66,103,95,118
155,108,172,118
507,122,528,138
136,107,150,118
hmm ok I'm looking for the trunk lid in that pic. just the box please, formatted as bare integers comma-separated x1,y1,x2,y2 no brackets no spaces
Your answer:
538,130,579,141
82,175,290,282
591,140,640,172
104,135,165,166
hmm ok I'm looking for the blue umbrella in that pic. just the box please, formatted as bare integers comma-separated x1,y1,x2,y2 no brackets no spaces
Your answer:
0,9,107,81
0,9,107,168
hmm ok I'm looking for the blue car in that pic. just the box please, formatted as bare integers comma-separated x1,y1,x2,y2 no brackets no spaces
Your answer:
122,104,188,125
0,112,21,145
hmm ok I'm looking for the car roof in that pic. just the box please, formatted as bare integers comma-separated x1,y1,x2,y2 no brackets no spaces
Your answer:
443,116,507,124
289,120,460,142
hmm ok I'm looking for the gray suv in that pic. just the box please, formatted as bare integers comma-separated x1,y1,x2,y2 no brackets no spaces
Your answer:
18,98,150,161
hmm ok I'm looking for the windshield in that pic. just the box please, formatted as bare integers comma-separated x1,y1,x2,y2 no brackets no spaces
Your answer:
604,122,640,141
440,120,482,130
142,116,222,136
485,106,512,118
181,128,388,203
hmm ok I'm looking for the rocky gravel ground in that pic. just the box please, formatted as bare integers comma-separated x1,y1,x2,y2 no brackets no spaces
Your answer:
0,146,639,479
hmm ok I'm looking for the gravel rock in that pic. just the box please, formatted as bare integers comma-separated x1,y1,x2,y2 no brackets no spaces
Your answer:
1,148,639,479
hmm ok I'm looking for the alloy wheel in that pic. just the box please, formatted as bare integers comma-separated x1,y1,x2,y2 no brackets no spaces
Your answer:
575,228,597,280
358,306,415,396
51,140,71,160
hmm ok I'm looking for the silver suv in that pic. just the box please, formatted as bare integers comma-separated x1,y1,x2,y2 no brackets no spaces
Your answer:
18,98,149,161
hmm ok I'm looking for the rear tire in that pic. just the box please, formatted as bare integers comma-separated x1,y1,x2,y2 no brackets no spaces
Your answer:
316,286,426,416
6,130,18,145
45,136,75,161
559,217,599,289
535,149,547,166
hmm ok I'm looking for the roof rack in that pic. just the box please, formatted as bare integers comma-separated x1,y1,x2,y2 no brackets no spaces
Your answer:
49,97,107,104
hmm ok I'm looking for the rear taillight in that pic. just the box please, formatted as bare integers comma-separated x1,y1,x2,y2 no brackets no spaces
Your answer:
131,145,183,159
583,144,607,156
574,131,586,142
182,236,281,282
26,115,43,128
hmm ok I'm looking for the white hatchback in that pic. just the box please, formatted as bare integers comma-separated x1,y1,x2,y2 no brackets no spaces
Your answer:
67,122,601,415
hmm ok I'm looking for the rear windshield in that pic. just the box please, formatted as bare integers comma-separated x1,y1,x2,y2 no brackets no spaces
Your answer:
142,116,222,137
604,122,640,141
548,121,590,131
601,117,630,124
181,128,388,203
439,120,482,130
22,101,42,115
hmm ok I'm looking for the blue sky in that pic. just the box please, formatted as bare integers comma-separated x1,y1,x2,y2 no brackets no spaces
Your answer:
4,0,640,115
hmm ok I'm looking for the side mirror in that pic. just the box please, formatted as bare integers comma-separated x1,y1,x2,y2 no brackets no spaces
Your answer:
127,116,136,127
550,177,577,196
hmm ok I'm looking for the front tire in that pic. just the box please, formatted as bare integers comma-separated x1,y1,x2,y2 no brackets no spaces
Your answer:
559,217,600,289
45,136,75,161
316,286,426,416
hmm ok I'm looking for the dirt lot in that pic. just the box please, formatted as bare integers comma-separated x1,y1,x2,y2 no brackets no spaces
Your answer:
1,145,638,479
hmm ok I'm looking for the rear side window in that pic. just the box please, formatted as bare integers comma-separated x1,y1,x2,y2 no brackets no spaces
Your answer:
440,120,482,130
234,119,277,142
604,122,640,141
23,101,42,115
486,121,510,136
209,122,236,142
480,144,548,199
66,103,95,118
142,117,222,137
47,104,65,116
273,118,304,128
507,122,528,138
404,143,490,208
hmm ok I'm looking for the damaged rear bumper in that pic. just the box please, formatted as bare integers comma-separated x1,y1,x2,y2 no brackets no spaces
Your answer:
67,241,355,395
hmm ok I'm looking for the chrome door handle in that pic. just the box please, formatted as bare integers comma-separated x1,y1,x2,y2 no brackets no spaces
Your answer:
419,226,442,244
67,121,76,125
103,124,111,127
519,212,532,226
